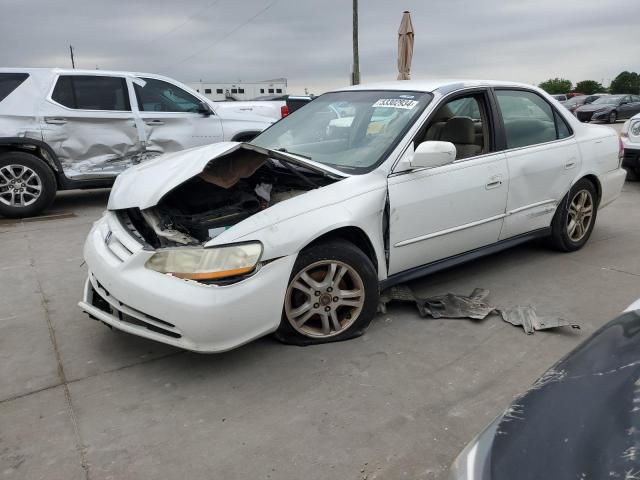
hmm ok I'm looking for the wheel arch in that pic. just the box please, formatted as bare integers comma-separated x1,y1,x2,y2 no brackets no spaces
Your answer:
301,226,380,274
578,173,602,206
0,137,63,186
551,173,603,224
230,131,262,142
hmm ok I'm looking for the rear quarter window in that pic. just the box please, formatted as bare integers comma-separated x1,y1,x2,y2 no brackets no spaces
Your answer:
0,73,29,102
51,75,131,111
496,89,571,149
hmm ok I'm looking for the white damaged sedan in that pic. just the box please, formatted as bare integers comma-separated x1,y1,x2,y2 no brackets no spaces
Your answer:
79,80,626,352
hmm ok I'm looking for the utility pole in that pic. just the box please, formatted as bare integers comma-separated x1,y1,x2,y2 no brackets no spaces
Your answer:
69,45,76,69
352,0,360,85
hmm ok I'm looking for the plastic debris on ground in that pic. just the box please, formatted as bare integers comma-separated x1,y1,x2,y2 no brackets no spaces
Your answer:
499,306,580,335
378,286,579,334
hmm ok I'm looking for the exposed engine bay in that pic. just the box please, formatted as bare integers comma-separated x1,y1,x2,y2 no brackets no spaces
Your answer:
119,147,339,247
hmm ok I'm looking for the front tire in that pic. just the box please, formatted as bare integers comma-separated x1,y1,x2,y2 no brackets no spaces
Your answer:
0,152,57,218
608,111,617,124
275,240,379,346
549,179,597,252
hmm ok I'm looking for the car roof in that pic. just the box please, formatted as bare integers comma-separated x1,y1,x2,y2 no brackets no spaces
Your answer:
330,79,540,94
0,67,171,78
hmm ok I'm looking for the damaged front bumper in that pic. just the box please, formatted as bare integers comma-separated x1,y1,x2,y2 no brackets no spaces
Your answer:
78,212,296,352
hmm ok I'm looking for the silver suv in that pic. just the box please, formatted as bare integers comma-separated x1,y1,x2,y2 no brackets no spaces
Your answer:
0,68,274,217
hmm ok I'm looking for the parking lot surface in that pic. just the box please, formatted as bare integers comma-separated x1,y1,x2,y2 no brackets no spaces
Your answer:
2,152,639,478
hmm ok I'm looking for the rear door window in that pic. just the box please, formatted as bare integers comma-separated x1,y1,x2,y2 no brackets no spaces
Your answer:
51,75,131,111
496,90,571,149
0,73,29,102
133,78,201,113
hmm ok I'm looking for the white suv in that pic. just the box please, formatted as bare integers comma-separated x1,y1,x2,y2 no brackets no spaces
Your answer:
621,112,640,180
0,68,275,217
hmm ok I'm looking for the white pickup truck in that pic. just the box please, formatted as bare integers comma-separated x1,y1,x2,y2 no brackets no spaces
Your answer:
0,68,276,217
220,94,315,120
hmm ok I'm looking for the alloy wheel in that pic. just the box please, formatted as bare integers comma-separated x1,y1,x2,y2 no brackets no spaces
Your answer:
285,260,365,338
0,164,43,207
567,189,594,242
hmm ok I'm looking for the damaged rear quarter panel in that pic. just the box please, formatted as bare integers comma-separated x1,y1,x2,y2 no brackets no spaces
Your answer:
206,170,390,280
0,70,50,143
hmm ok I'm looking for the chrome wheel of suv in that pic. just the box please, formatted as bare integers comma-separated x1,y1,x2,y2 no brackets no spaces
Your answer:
0,164,43,207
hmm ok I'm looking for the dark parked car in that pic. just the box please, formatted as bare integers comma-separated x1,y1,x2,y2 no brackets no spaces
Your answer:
562,94,608,114
450,301,640,479
575,94,640,123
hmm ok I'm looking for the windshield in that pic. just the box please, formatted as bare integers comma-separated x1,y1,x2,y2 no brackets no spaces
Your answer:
250,90,432,173
592,96,623,105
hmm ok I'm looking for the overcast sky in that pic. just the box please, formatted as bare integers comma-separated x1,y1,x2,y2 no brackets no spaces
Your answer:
2,0,639,94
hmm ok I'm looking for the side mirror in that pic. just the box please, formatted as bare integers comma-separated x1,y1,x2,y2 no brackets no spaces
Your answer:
198,101,213,116
410,141,456,169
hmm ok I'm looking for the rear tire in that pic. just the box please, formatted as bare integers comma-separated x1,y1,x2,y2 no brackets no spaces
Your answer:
0,152,57,218
275,240,379,346
549,178,597,252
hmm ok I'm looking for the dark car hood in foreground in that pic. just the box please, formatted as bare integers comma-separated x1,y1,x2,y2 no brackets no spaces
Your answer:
487,310,640,479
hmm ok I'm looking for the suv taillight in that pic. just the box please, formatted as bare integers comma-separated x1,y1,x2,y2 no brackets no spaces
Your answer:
619,136,624,164
280,105,289,118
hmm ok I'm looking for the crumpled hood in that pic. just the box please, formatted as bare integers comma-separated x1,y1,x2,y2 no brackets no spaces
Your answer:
107,142,347,211
108,142,241,210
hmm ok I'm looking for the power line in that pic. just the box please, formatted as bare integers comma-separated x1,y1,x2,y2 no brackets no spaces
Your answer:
168,0,279,67
140,0,224,47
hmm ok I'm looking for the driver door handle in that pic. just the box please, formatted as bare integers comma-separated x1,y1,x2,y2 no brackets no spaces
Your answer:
144,119,164,126
486,174,504,190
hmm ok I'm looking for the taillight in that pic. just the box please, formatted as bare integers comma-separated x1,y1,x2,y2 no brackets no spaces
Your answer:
618,136,624,163
280,105,289,118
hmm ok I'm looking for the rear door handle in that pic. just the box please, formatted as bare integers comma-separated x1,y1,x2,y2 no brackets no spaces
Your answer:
565,159,577,169
45,117,67,125
145,119,164,126
486,174,504,190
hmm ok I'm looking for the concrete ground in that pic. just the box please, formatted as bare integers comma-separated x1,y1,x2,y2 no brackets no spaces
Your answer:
2,138,639,479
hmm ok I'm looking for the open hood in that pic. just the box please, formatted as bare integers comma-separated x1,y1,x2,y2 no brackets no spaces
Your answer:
108,142,346,211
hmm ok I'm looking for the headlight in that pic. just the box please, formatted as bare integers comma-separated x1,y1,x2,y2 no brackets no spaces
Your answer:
631,121,640,137
621,120,630,137
145,242,263,280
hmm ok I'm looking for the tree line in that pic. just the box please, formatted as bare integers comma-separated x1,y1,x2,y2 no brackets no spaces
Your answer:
538,72,640,95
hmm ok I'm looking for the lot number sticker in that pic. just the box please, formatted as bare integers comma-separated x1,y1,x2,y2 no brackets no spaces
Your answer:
373,98,419,109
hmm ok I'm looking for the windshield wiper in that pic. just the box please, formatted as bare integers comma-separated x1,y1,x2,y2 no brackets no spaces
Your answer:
277,147,313,160
278,158,318,189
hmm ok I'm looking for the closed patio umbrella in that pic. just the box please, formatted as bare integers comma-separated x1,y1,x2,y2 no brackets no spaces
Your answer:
397,11,414,80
